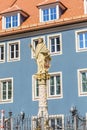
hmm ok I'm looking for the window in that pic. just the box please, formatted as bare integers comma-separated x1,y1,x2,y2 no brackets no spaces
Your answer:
5,14,18,29
48,72,63,99
32,114,64,130
32,72,63,100
40,5,59,22
0,43,5,63
1,7,29,29
7,40,20,62
31,36,45,58
0,78,13,103
43,7,57,22
49,115,64,130
47,34,62,55
76,30,87,52
78,69,87,96
39,2,67,22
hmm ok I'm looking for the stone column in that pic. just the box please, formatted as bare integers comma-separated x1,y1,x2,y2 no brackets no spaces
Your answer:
38,78,48,117
1,110,5,130
35,73,50,130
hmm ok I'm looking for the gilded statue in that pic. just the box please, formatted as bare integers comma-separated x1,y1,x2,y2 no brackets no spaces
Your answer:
30,38,51,74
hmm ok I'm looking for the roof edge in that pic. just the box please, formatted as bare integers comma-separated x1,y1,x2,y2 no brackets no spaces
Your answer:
0,15,86,37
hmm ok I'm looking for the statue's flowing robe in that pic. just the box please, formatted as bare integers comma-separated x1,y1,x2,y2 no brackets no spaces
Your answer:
35,42,50,73
35,43,49,59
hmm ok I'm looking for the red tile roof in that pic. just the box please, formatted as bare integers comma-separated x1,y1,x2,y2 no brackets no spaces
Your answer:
0,5,29,17
37,0,59,6
0,5,21,14
0,0,86,36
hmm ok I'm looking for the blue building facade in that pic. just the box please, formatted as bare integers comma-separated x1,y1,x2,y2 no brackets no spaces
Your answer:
0,22,86,116
0,0,87,129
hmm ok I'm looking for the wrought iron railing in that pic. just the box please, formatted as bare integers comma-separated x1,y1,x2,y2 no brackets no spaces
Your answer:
0,112,87,130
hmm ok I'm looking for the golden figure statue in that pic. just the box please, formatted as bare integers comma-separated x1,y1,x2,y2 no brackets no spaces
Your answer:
30,38,51,74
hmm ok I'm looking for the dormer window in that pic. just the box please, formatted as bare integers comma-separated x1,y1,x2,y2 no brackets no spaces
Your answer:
5,14,18,29
42,6,57,22
0,5,29,29
37,2,66,22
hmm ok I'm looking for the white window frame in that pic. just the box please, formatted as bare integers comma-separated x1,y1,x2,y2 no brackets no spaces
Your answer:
0,43,5,63
47,72,63,99
32,114,64,130
84,0,87,14
31,36,45,58
75,29,87,52
7,40,20,62
0,77,13,104
77,68,87,96
39,4,59,22
32,72,63,101
2,12,20,29
49,114,64,130
47,33,62,56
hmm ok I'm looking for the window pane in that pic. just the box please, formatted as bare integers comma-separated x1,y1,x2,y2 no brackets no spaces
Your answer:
11,52,14,58
34,40,38,48
2,82,6,100
56,76,60,95
3,82,6,90
85,32,87,47
82,72,87,92
6,16,11,28
79,33,84,48
56,37,60,51
50,76,54,95
8,81,12,89
50,76,54,85
11,44,14,51
43,9,49,21
50,7,56,20
16,44,19,58
10,45,14,58
12,15,18,27
8,80,12,99
57,118,62,128
1,46,4,53
0,46,4,60
32,40,38,57
3,91,6,100
16,44,18,50
50,38,55,52
50,119,55,129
